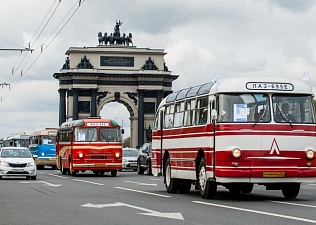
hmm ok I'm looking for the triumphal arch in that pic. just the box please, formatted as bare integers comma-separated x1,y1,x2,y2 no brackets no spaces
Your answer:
53,21,178,147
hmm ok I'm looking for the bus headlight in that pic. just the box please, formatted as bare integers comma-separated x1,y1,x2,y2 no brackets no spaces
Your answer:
115,152,120,158
78,153,83,158
306,149,314,159
41,152,45,157
232,148,241,158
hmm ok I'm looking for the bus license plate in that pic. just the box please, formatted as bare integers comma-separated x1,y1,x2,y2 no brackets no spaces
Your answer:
95,164,105,167
263,172,285,177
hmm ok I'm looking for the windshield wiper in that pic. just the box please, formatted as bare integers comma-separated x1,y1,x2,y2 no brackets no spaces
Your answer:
276,104,293,127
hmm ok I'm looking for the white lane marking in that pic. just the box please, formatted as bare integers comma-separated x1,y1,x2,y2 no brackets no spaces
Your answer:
73,179,104,186
48,174,67,179
269,201,316,208
193,201,316,224
114,187,171,198
149,178,163,181
82,202,184,220
124,180,157,186
20,181,62,187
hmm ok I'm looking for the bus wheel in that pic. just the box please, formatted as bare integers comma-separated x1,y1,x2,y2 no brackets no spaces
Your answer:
281,183,300,199
240,184,254,194
111,170,117,177
70,170,77,176
179,179,191,194
198,157,217,199
165,158,179,193
93,171,100,176
37,165,44,170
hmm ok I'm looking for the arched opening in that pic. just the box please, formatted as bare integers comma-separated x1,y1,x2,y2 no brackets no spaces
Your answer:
100,102,131,144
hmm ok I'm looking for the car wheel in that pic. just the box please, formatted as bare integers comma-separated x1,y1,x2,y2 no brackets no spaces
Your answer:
137,163,144,174
31,176,37,180
0,176,2,179
165,158,179,193
147,161,152,175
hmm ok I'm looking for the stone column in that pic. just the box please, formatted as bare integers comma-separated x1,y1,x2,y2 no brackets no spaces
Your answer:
72,88,79,120
156,90,164,110
58,89,67,125
90,89,98,117
137,90,145,147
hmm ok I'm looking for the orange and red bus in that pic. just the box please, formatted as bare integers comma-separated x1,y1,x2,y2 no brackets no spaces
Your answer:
152,77,316,199
56,118,123,176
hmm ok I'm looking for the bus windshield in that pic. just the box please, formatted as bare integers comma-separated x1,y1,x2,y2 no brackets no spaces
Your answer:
218,93,270,123
41,135,56,145
100,128,121,142
272,94,315,123
74,128,98,142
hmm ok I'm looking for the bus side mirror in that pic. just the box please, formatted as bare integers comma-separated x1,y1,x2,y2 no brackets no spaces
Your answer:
121,129,125,134
211,109,218,120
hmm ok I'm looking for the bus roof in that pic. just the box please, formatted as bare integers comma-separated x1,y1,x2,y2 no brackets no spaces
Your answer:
212,77,313,95
160,77,313,107
30,128,58,136
59,118,120,130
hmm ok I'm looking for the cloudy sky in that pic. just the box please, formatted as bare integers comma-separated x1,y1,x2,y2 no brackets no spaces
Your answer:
1,0,316,142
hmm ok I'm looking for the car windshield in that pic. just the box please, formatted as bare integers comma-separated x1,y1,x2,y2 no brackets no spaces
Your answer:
1,149,32,158
123,150,139,157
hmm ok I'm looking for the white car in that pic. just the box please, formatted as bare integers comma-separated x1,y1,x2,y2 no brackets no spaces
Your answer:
0,147,37,180
122,147,139,171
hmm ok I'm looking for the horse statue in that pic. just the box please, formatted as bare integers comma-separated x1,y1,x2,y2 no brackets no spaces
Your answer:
98,32,105,45
125,33,133,46
98,32,110,46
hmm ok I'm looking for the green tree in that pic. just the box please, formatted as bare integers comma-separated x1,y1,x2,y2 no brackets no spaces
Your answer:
123,137,130,147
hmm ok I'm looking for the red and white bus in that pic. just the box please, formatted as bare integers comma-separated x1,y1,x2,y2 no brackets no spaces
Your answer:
56,118,123,176
152,77,316,199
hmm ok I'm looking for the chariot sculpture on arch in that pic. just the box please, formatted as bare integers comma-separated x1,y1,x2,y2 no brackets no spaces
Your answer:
98,20,133,46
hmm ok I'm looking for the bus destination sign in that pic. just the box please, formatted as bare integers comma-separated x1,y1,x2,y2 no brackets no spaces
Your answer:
87,123,109,127
246,82,294,91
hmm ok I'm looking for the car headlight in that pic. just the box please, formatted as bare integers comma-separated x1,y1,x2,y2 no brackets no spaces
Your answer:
0,161,9,167
232,148,241,158
27,162,35,167
306,149,315,159
122,159,126,163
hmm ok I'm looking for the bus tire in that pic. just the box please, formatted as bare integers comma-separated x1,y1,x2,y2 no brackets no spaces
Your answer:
165,158,179,193
70,170,77,176
179,179,191,194
281,183,300,199
198,157,217,199
111,170,117,177
240,184,254,194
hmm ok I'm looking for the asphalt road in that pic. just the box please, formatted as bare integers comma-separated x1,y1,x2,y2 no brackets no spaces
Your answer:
0,168,316,225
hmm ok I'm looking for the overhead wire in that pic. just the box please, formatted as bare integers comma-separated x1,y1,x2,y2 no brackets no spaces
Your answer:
1,0,86,101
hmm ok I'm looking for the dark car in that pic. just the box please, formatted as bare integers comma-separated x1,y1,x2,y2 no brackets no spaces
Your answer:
137,142,152,175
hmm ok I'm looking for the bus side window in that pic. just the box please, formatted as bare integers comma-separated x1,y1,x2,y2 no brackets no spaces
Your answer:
195,97,208,125
174,102,184,128
184,101,194,126
164,105,174,129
